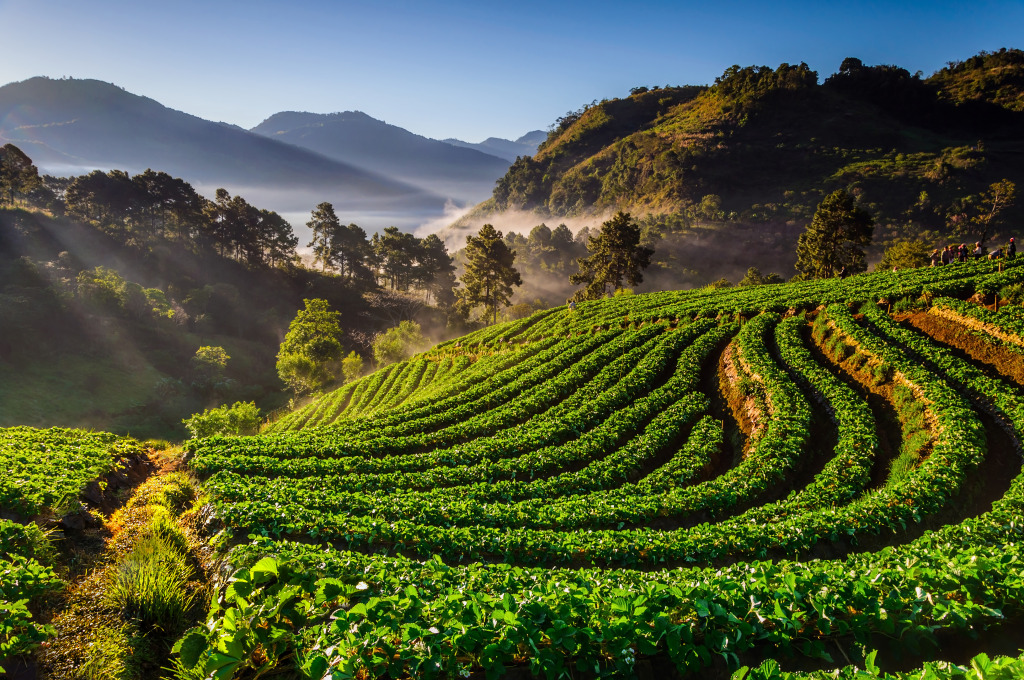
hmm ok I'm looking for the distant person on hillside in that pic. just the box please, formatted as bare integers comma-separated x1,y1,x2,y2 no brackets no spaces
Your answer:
957,244,968,263
973,242,984,259
941,245,954,265
568,300,577,312
930,249,941,267
1010,237,1017,259
989,248,1003,260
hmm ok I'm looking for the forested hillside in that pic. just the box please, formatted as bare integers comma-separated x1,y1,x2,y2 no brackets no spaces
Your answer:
474,49,1024,235
0,148,462,438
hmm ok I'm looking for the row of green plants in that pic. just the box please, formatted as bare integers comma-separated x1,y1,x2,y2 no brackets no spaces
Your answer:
929,296,1024,344
194,332,603,461
0,519,61,671
202,316,817,566
857,304,1024,451
179,491,1024,680
270,339,544,433
204,324,730,532
189,328,665,476
198,326,699,489
204,305,1015,571
0,426,142,516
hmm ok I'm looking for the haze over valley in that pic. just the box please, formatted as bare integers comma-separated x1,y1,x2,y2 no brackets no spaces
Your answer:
0,76,543,234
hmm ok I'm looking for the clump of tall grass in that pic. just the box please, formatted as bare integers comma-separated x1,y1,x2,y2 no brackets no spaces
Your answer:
103,518,199,636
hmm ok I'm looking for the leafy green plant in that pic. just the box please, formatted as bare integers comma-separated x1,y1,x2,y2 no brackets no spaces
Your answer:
182,401,260,439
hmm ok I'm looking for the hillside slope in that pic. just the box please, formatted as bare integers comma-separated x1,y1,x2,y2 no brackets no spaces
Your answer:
182,257,1024,677
481,51,1024,229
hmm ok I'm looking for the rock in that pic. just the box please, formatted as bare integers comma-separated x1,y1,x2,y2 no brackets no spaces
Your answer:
59,509,85,531
82,481,104,506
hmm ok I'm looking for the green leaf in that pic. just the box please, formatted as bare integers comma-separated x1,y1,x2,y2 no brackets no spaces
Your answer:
251,557,280,580
173,628,210,669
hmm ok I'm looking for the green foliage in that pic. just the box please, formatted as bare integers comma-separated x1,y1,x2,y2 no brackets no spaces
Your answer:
373,321,429,367
341,351,364,383
738,267,785,286
0,143,42,205
0,426,141,516
276,298,344,394
947,179,1016,248
456,224,523,324
178,257,1024,678
795,190,875,279
189,345,230,392
103,531,199,636
172,558,344,680
876,239,932,272
488,52,1024,238
182,401,261,439
1000,283,1024,305
570,212,654,301
306,201,341,272
930,47,1024,112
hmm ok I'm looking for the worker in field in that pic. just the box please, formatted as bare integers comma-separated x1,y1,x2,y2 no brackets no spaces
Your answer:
1010,237,1017,259
941,245,954,265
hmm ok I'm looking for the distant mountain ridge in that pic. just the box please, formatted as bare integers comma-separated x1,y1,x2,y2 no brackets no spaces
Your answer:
0,77,443,224
442,131,545,161
250,111,513,204
0,77,542,229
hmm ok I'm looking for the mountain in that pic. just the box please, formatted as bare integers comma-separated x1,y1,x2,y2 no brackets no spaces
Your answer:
474,50,1024,234
0,77,445,226
442,130,546,162
250,111,511,204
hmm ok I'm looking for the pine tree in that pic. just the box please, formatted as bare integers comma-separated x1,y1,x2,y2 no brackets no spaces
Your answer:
306,202,342,272
0,143,41,205
456,224,522,324
794,190,874,280
569,212,653,301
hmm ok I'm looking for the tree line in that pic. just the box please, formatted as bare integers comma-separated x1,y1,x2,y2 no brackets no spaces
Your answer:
3,140,1016,333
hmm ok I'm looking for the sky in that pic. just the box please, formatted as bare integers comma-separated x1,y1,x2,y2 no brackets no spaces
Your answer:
1,0,1023,142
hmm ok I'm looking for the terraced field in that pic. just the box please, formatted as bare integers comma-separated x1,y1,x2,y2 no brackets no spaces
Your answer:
0,428,148,671
181,259,1024,677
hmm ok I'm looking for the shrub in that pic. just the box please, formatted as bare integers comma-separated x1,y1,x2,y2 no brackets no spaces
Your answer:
341,351,363,383
1000,283,1024,305
182,401,260,439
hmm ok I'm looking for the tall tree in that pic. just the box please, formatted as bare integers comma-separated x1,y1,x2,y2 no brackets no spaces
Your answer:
415,234,457,305
256,209,299,267
794,190,874,280
307,202,342,272
456,224,522,324
130,169,205,244
331,222,374,283
549,223,581,273
65,169,139,227
947,179,1016,249
0,144,41,205
372,226,419,290
276,299,345,394
569,211,653,301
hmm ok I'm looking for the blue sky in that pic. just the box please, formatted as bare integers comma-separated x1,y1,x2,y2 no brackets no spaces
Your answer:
2,0,1022,142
